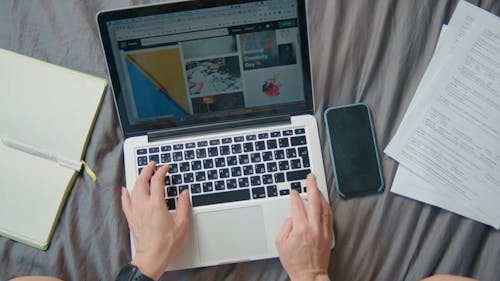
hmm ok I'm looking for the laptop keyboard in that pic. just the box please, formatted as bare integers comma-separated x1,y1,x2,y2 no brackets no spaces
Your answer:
135,127,311,210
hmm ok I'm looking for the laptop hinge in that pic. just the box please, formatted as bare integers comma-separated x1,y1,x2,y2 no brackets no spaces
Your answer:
147,115,291,143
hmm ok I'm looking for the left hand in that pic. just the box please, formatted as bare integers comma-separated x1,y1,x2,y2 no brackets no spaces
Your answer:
121,162,191,281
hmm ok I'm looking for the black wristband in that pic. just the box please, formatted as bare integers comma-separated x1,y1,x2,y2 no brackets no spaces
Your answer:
115,263,155,281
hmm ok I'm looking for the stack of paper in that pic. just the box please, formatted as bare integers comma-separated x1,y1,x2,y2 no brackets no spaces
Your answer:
384,1,500,229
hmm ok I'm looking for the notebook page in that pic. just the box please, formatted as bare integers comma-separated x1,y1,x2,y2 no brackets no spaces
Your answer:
0,49,107,163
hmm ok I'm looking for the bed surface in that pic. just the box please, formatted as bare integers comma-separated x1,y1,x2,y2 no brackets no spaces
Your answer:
1,1,499,280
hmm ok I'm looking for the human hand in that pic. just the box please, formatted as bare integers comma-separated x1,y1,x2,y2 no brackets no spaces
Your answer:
275,173,334,281
121,162,191,281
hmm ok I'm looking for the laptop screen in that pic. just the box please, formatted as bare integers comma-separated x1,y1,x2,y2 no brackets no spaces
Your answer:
98,0,313,137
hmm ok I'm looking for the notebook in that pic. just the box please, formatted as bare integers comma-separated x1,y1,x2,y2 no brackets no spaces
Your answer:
97,0,330,270
0,48,108,250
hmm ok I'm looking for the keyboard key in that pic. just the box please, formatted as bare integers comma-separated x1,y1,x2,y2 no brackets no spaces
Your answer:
251,176,261,186
231,144,242,154
283,129,293,136
252,187,266,199
173,152,183,161
286,169,311,181
161,145,171,152
203,159,214,169
208,147,218,157
184,150,195,160
226,179,237,189
220,145,230,155
234,136,244,142
165,176,171,186
267,162,278,172
238,177,249,188
246,134,257,141
279,160,290,171
226,156,237,166
262,151,273,161
191,184,202,194
219,168,230,178
250,152,261,163
295,128,305,135
209,139,220,146
161,153,171,163
222,137,232,144
185,142,195,149
166,198,176,210
267,185,278,197
166,186,178,197
172,174,182,184
192,189,251,207
207,169,218,180
203,182,213,193
274,172,285,183
196,148,207,158
231,167,242,177
266,139,277,149
279,189,290,196
274,149,285,160
262,174,273,184
214,180,225,191
238,154,249,164
290,159,302,169
137,156,148,166
291,136,307,146
191,160,202,170
243,165,254,175
197,140,208,147
149,154,159,163
169,163,178,173
179,185,189,193
195,171,206,181
255,141,266,151
180,162,190,172
149,147,160,153
278,138,289,148
258,133,268,139
138,167,143,175
243,142,254,152
298,147,309,156
286,148,297,158
215,157,226,167
302,155,310,168
270,131,281,137
183,173,194,183
291,182,302,193
173,144,184,150
137,148,147,155
255,164,265,174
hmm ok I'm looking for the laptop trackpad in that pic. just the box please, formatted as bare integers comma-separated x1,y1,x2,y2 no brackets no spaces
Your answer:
196,206,268,263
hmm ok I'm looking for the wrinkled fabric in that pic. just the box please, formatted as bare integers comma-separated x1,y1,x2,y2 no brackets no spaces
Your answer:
1,1,499,280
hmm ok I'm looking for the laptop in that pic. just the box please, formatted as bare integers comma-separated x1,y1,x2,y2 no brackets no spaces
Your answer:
97,0,329,270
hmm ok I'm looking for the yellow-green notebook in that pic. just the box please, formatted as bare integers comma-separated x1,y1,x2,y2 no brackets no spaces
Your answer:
0,48,107,250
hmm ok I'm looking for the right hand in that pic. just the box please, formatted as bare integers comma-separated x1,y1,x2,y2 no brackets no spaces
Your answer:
275,173,334,281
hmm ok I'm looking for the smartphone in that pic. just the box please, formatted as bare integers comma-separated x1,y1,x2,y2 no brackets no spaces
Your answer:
324,103,384,198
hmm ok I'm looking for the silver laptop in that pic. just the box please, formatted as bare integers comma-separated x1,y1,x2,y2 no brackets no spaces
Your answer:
97,0,328,270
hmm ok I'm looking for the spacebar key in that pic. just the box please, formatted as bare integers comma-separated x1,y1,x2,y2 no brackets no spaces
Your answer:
192,189,251,207
286,169,311,181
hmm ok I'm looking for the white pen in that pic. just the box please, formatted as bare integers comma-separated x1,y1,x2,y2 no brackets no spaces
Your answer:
0,137,82,171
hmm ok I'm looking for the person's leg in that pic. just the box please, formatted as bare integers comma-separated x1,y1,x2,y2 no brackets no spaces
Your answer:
9,277,64,281
422,275,478,281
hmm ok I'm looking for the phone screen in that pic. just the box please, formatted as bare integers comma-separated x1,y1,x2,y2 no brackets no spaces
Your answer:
324,103,384,197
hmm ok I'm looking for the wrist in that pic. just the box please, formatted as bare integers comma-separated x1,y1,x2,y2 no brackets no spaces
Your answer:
131,255,166,281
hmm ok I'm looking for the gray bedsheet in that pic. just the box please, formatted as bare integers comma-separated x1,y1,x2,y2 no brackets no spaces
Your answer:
1,1,499,280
